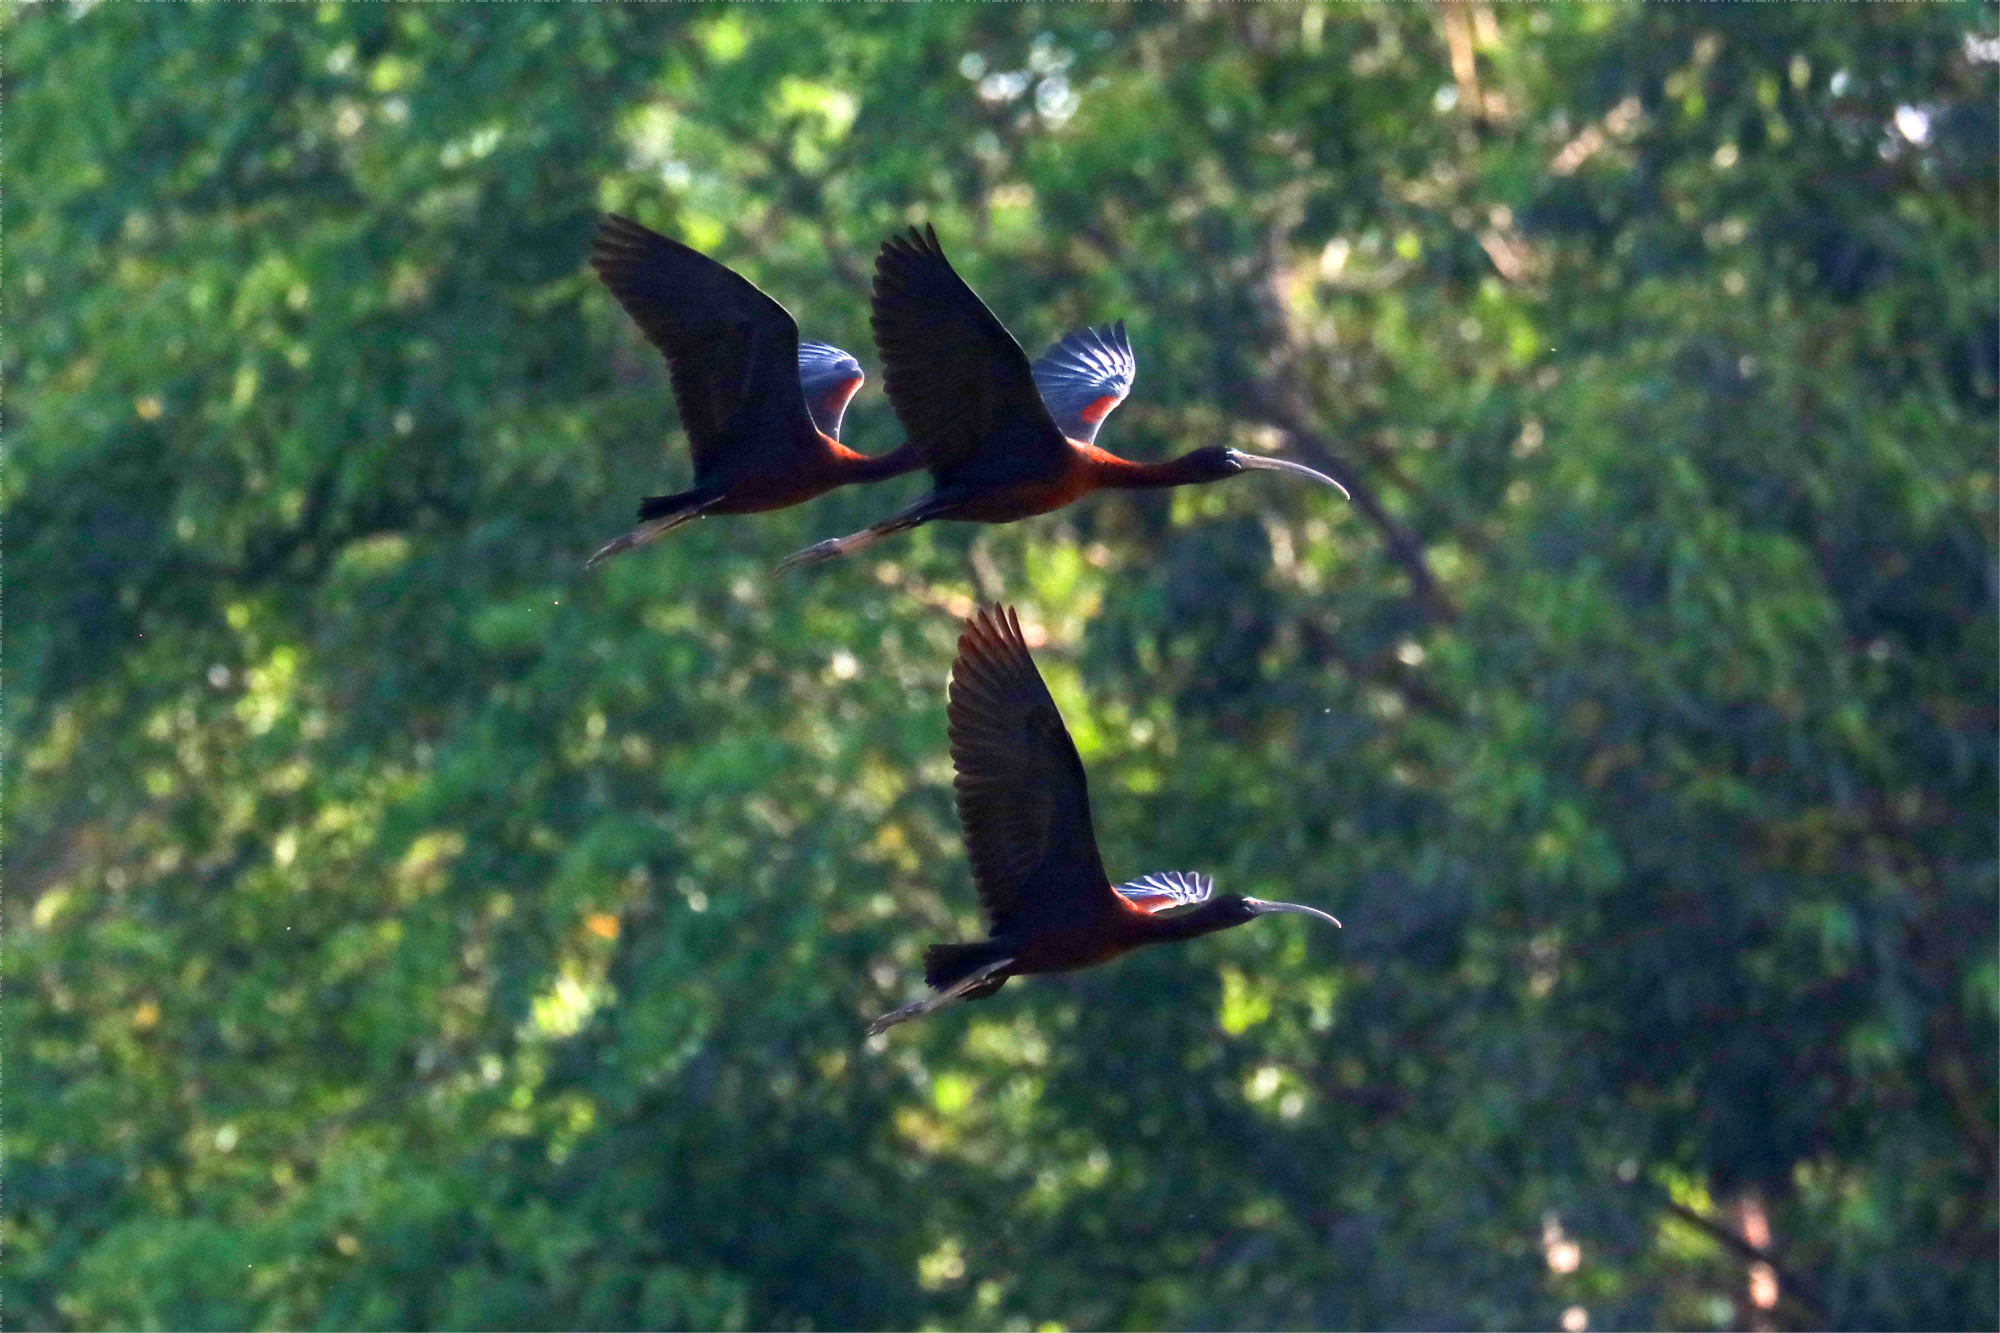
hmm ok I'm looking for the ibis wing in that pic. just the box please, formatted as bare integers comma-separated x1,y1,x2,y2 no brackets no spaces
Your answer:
870,227,1071,483
591,215,820,475
1113,870,1215,915
1031,321,1136,445
948,606,1111,935
797,341,865,441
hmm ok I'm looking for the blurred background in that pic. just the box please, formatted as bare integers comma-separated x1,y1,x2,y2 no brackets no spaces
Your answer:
13,4,1996,1329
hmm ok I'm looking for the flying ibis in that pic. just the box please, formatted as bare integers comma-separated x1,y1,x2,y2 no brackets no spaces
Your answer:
868,605,1341,1035
585,215,922,568
780,226,1349,573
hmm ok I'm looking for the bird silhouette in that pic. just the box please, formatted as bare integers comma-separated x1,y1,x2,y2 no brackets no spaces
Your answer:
868,605,1340,1035
585,215,922,568
780,226,1348,573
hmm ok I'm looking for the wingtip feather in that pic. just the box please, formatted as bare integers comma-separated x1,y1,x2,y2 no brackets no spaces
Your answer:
950,604,1036,716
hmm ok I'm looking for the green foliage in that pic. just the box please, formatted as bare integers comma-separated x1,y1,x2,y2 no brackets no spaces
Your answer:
14,4,1994,1329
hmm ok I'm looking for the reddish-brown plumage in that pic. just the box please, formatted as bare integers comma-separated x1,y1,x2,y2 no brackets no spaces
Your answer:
866,606,1340,1036
816,375,865,431
1003,899,1167,975
1078,393,1120,425
700,434,911,515
583,215,921,567
779,227,1347,573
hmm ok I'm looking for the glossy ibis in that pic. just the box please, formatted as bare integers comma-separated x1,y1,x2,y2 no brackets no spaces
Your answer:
868,605,1340,1036
585,215,921,568
780,226,1349,572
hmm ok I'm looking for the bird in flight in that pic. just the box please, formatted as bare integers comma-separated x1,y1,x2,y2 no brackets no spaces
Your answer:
868,605,1340,1036
779,226,1349,573
585,215,922,568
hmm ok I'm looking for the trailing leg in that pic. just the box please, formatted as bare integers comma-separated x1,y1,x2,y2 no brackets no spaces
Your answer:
584,489,720,569
775,496,942,575
866,952,1015,1037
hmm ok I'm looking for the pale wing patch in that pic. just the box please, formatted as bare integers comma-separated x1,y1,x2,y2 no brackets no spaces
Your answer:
1113,870,1215,914
797,341,864,440
1031,320,1136,445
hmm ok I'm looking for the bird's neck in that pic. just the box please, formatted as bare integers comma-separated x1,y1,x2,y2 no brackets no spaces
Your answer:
1083,447,1216,491
829,438,926,483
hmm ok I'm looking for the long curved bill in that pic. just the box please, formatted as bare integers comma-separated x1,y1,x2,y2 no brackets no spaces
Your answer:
1235,454,1351,501
1245,898,1343,929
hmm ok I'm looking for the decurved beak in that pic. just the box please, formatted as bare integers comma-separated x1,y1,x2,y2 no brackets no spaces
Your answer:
1231,453,1351,501
1245,898,1343,928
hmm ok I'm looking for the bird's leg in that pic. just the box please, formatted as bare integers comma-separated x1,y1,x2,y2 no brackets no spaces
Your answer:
584,498,718,569
865,956,1014,1037
775,497,938,575
773,527,892,574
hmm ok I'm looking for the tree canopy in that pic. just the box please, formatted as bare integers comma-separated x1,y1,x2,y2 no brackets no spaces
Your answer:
14,4,1995,1329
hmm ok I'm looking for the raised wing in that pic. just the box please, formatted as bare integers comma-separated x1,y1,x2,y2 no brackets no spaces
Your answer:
1113,870,1215,915
591,215,817,475
947,605,1111,935
797,341,864,441
1032,321,1135,445
870,226,1070,483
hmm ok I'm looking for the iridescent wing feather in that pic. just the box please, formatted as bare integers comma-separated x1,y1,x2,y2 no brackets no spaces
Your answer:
1031,321,1136,445
797,341,865,441
1113,870,1215,915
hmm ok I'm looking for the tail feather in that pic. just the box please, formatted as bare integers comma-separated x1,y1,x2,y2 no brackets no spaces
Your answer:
924,941,1009,992
638,487,705,522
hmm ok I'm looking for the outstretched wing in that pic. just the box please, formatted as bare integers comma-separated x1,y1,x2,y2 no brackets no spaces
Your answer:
797,341,864,441
591,215,818,474
1032,321,1136,445
1113,870,1215,915
870,226,1070,483
947,605,1111,935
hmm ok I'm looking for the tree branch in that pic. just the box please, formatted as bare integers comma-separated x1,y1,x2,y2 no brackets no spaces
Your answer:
1249,387,1459,624
1242,218,1459,625
1295,616,1462,723
1069,212,1460,625
1657,1197,1829,1326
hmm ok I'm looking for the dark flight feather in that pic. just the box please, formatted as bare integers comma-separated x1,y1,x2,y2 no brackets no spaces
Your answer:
946,606,1110,934
590,215,820,477
869,226,1070,483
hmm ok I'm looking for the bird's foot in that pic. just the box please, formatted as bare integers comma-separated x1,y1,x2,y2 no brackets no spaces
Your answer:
584,531,643,570
865,997,933,1038
775,535,859,575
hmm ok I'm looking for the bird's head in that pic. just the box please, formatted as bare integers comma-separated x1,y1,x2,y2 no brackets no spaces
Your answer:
1182,447,1351,499
1162,893,1343,939
1238,895,1343,929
